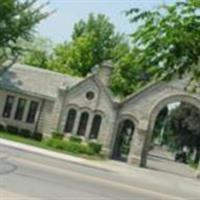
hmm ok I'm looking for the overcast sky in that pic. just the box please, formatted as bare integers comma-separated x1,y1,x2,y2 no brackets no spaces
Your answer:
36,0,176,43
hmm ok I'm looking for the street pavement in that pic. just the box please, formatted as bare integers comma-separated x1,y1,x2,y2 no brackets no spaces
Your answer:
0,141,200,200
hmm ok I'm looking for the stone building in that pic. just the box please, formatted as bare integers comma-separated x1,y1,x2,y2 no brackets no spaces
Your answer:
0,60,200,174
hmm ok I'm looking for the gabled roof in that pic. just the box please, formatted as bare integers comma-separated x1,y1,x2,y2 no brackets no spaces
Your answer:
120,81,160,106
65,73,117,105
0,63,82,100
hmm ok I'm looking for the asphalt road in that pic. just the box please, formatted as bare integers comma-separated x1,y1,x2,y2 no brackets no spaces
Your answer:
0,144,199,200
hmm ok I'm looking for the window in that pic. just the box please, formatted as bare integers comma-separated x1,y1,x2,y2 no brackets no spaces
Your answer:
86,91,95,100
2,95,15,118
64,109,77,133
14,98,27,121
77,112,89,136
89,115,102,139
26,101,39,123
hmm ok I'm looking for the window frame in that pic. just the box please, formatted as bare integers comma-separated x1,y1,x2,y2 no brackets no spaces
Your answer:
14,98,27,121
64,108,77,133
2,95,15,118
77,112,89,136
89,114,102,139
26,101,39,124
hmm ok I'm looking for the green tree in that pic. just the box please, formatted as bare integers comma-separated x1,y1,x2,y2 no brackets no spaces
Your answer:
20,37,53,69
170,103,200,163
110,50,151,97
0,0,49,64
49,13,130,76
125,0,200,90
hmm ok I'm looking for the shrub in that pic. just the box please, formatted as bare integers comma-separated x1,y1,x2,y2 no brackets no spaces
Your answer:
0,124,5,131
6,125,19,134
19,129,31,138
32,132,43,141
46,138,95,155
88,141,102,154
69,135,82,143
65,142,94,155
45,138,54,146
52,132,64,140
46,138,66,150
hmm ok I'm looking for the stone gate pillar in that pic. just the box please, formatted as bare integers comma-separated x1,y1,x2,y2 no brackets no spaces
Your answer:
51,87,66,133
127,127,148,167
196,162,200,179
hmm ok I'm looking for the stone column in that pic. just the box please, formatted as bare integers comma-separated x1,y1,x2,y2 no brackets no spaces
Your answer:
127,127,147,167
59,109,68,134
98,117,116,157
22,100,30,122
11,96,18,119
50,87,66,133
85,112,94,139
72,111,81,135
195,162,200,179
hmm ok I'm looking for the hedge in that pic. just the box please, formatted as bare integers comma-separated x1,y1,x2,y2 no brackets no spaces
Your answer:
88,141,102,154
69,135,82,143
46,138,95,155
52,132,64,140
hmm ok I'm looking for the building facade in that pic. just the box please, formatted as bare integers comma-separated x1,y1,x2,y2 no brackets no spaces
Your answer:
0,60,200,176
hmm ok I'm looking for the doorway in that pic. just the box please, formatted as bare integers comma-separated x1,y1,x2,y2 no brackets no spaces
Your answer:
112,119,135,161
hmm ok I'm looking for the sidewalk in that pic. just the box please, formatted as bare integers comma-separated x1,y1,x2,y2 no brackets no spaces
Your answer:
0,138,199,179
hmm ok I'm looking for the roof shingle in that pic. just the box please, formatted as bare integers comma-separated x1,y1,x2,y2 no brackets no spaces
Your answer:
0,63,82,99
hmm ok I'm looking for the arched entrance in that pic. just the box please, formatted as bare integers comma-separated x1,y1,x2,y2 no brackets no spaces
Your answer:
112,119,135,161
142,95,200,177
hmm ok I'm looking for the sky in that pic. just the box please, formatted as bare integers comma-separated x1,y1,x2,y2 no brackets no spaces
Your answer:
36,0,176,43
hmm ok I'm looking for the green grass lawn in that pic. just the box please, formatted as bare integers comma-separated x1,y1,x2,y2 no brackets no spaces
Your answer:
0,131,105,161
0,131,48,148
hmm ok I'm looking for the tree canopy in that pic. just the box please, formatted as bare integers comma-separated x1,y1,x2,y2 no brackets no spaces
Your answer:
50,13,130,77
170,103,200,149
170,103,200,163
125,0,200,88
0,0,49,64
20,37,53,69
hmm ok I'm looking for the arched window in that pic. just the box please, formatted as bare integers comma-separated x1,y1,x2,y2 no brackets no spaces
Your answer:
64,109,77,133
89,115,102,139
77,112,89,136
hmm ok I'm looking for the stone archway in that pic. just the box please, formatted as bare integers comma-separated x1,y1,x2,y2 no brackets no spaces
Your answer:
119,78,200,177
142,94,200,168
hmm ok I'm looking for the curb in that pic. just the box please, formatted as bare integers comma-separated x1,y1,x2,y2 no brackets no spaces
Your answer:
0,138,113,172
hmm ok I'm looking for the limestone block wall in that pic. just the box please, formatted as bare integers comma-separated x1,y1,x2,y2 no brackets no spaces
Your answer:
36,99,55,136
59,77,117,155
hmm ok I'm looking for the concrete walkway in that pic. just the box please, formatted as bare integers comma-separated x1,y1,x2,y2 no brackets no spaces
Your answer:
147,147,197,179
